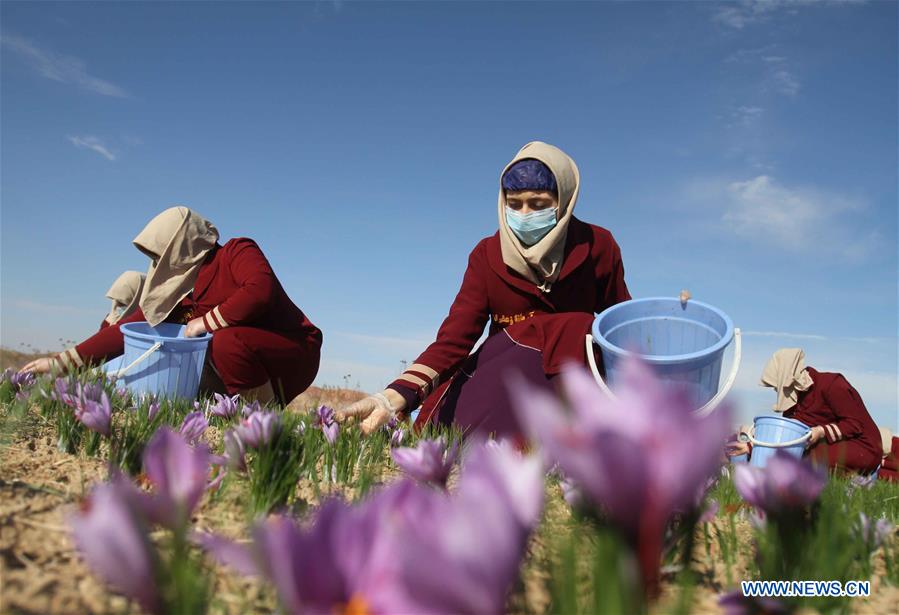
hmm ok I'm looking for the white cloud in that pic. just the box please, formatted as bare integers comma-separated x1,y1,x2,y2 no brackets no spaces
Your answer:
770,67,801,97
68,135,116,161
684,175,882,261
712,1,866,30
731,105,765,127
1,32,128,98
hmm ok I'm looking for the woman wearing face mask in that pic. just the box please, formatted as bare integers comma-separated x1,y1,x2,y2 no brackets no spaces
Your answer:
99,271,145,329
339,141,630,437
22,206,322,404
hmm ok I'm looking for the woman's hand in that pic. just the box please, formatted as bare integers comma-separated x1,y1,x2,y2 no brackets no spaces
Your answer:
337,389,407,435
725,440,750,458
21,357,55,374
185,317,208,338
806,425,826,447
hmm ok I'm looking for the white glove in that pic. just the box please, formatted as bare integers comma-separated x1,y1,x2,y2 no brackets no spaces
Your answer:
337,390,405,435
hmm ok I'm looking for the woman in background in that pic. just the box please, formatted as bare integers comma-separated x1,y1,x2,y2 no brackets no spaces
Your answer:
339,141,630,439
99,271,145,330
23,206,322,404
726,348,882,474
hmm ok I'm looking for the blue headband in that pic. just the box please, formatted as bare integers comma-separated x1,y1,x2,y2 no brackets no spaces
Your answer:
502,159,557,193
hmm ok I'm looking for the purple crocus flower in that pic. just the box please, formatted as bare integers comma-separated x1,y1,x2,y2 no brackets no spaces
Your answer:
52,377,78,407
733,452,826,516
10,370,36,393
209,393,241,419
68,477,162,614
78,381,105,403
718,591,788,615
141,427,211,528
856,512,894,550
147,401,161,421
75,390,112,436
389,426,406,448
391,437,459,488
511,358,732,594
179,411,209,445
234,411,282,449
314,405,340,445
241,400,263,417
222,429,247,472
201,439,543,615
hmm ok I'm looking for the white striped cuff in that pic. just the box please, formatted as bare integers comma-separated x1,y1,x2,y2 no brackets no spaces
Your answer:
202,305,230,332
56,348,84,372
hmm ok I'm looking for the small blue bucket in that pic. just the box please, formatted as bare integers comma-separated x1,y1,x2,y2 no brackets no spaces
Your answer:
749,415,810,468
117,322,211,399
592,297,736,409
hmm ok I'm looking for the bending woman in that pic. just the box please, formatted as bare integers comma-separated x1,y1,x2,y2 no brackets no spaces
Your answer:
727,348,882,474
100,270,145,329
23,206,322,404
340,141,630,437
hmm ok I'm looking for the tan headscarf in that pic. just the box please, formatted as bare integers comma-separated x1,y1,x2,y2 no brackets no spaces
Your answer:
498,141,580,292
134,206,219,326
760,348,815,412
104,271,145,325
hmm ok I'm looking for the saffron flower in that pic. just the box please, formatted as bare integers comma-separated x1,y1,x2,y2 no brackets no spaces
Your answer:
856,512,894,550
208,393,241,418
242,399,263,417
75,390,112,436
179,410,209,445
222,429,247,472
52,377,77,407
68,477,162,614
391,437,459,488
315,404,339,445
733,452,826,516
389,426,406,448
147,400,161,421
201,439,543,614
511,359,732,593
142,427,211,528
234,410,282,449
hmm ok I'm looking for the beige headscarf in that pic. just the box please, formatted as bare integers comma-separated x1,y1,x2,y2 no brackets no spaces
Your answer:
760,348,815,412
134,206,219,326
498,141,580,292
104,271,146,325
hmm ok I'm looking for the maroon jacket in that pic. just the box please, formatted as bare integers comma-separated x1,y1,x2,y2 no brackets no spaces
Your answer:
389,218,630,408
58,238,321,369
785,367,882,462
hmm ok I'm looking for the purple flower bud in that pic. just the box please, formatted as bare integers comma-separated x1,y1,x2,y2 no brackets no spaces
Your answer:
315,405,339,445
391,437,458,488
389,427,406,448
209,393,241,418
857,512,894,549
10,370,36,392
223,429,247,472
141,428,211,528
147,401,161,421
75,391,112,436
68,478,162,614
241,400,263,417
733,452,826,515
179,411,208,445
234,411,281,449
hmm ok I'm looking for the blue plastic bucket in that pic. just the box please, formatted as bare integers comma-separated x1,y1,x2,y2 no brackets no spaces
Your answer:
118,322,210,399
749,415,810,469
592,297,735,408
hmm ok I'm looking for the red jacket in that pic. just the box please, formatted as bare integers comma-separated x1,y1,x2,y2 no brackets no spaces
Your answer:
59,238,321,369
390,218,630,406
785,367,882,462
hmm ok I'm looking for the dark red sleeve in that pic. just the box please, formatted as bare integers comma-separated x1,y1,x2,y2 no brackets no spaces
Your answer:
596,235,630,313
99,319,111,331
203,239,277,332
388,242,490,405
72,308,147,367
820,375,874,444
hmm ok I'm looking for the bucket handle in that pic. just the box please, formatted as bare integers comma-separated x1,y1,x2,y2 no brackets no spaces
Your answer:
585,328,742,417
111,341,163,380
747,430,811,449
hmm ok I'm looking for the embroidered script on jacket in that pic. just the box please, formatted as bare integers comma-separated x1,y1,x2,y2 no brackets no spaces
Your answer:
492,311,537,326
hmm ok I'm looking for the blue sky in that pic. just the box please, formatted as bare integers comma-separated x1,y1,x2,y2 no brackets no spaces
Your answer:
2,1,896,429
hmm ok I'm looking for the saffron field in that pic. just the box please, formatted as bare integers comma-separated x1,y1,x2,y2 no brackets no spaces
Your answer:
0,359,897,614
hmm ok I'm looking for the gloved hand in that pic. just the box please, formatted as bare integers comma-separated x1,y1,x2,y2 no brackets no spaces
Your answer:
337,389,407,435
